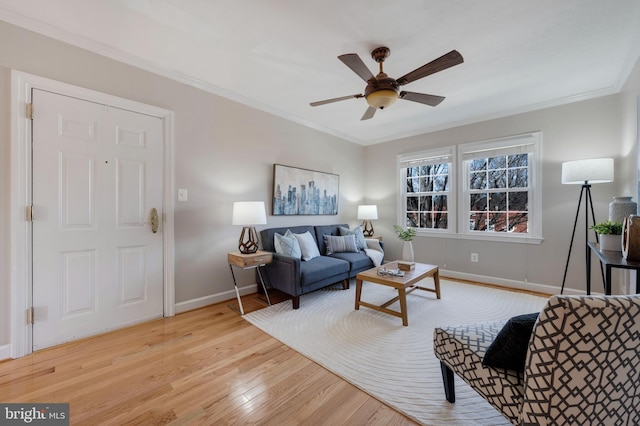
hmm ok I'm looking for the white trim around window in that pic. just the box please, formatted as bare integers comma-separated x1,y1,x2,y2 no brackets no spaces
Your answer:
397,147,456,234
397,132,543,245
458,132,542,244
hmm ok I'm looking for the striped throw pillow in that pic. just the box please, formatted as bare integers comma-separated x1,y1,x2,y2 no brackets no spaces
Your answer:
324,234,359,255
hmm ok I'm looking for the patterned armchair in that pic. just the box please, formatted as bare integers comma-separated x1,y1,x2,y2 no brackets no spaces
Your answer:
433,294,640,425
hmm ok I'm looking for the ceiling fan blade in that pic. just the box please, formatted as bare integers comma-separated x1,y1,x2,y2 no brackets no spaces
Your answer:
399,91,445,107
310,94,363,107
396,50,464,86
361,106,377,121
338,53,375,83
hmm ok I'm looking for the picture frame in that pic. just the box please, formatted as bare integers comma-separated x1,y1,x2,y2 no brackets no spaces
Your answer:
272,164,339,215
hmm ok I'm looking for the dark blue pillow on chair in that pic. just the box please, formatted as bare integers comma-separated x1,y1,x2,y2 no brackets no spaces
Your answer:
482,312,539,372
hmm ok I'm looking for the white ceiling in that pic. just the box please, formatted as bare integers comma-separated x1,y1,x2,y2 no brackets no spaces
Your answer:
1,0,640,145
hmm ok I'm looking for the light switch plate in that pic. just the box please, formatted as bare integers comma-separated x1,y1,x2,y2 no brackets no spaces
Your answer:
178,188,188,202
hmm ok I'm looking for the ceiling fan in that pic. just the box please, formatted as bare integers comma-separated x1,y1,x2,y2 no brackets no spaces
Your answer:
310,47,463,120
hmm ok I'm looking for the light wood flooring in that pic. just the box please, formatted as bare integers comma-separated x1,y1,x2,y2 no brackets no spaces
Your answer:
0,290,418,425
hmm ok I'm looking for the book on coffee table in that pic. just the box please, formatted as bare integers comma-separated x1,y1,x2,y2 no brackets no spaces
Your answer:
398,261,415,271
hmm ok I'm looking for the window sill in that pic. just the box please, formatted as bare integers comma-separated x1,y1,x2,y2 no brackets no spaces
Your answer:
415,231,543,245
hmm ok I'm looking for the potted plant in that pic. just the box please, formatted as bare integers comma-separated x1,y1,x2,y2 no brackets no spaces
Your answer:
394,225,417,261
591,221,623,251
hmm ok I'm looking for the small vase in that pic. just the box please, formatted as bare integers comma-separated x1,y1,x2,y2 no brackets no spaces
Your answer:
599,234,622,251
402,241,414,261
609,197,637,223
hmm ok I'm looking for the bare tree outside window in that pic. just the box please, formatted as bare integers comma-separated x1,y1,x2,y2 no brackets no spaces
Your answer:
399,133,540,240
405,163,449,230
468,154,529,233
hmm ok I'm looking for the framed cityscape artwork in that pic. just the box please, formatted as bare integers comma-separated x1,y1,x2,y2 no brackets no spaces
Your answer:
272,164,339,215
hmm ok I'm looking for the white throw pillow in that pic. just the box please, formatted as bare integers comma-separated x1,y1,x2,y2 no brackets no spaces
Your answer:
274,229,302,259
294,231,321,261
365,238,384,253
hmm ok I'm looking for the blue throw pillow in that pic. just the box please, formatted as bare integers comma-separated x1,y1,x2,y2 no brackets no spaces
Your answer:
482,312,539,372
339,225,366,250
324,234,359,255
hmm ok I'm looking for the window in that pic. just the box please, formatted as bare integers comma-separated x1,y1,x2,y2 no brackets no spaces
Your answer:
397,133,542,243
459,133,541,240
466,153,529,233
398,148,454,232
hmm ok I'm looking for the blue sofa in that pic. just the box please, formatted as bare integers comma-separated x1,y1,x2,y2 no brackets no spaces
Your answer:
260,224,383,309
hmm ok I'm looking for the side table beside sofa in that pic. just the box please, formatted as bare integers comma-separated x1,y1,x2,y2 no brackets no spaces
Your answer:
227,250,272,315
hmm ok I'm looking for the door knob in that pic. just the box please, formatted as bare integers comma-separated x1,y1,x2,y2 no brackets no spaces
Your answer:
150,208,159,233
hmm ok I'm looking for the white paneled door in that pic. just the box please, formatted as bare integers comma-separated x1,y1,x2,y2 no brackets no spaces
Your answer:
32,89,164,350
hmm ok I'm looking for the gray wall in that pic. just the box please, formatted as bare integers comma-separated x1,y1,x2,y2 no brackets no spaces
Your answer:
0,21,366,348
365,57,640,293
1,19,639,351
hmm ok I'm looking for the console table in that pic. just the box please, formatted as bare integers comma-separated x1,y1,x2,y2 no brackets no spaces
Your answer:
227,250,272,315
587,242,640,295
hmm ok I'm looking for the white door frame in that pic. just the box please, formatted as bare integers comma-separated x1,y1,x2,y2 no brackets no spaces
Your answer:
10,70,176,358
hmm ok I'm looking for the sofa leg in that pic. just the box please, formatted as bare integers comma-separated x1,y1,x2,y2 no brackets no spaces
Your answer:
440,362,456,403
292,296,300,310
342,279,349,290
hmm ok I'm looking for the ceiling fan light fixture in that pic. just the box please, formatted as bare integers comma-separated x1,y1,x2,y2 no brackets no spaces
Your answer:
366,89,398,109
310,47,463,119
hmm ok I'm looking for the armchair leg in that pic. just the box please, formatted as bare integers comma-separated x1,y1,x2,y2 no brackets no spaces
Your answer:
292,296,300,310
440,362,456,403
342,279,349,290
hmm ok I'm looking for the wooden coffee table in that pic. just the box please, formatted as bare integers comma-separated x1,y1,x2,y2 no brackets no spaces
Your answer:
355,261,440,326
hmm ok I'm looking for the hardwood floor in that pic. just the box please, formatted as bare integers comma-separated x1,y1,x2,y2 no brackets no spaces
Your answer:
0,291,417,425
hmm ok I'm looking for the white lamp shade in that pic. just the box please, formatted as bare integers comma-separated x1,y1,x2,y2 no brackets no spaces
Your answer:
232,201,267,225
357,205,378,220
561,158,614,184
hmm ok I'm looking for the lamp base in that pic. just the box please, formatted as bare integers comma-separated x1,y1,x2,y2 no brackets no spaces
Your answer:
560,184,605,295
238,226,259,254
362,220,374,237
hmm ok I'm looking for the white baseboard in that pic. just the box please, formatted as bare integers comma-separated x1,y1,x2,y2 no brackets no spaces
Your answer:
0,275,585,361
174,284,258,314
0,344,11,361
440,269,587,296
173,272,587,316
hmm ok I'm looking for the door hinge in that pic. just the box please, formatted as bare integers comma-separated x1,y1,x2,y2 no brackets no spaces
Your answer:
27,307,34,325
26,102,33,120
26,205,33,222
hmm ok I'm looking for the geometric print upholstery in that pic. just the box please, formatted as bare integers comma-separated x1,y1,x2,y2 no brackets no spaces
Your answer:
434,294,640,426
520,295,640,426
433,322,526,424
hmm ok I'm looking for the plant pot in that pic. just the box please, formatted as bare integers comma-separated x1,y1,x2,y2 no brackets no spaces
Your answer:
402,241,414,262
599,234,622,251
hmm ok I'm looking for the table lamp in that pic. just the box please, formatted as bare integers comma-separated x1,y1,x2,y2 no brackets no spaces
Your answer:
232,201,267,254
358,205,378,237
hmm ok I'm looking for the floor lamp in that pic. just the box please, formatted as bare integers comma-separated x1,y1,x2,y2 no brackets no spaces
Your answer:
560,158,614,294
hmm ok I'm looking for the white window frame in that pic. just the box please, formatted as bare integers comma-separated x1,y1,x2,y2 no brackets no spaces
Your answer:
396,132,543,244
397,147,456,235
458,132,542,243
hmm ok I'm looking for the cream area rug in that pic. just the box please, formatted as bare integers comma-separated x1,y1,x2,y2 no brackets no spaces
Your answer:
243,279,549,425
